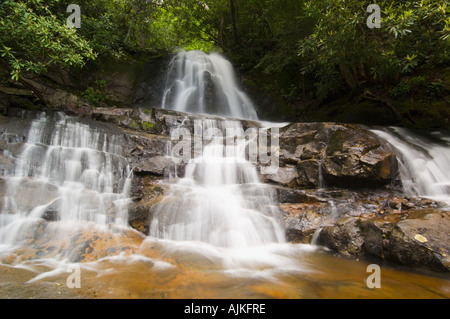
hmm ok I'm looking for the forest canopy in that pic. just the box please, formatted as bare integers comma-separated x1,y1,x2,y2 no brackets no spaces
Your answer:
1,0,449,124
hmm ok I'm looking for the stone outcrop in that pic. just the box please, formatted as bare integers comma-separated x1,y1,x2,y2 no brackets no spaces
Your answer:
281,188,450,272
270,122,395,189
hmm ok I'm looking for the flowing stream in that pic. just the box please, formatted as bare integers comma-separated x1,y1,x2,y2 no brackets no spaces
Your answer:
0,51,448,299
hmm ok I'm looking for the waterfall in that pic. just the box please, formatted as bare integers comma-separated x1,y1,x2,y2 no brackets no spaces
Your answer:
162,50,258,120
0,112,132,253
370,127,450,204
150,51,285,249
150,120,285,248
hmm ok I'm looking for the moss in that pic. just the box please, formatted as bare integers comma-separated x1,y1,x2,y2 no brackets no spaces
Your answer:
142,121,154,131
153,186,163,193
128,121,141,130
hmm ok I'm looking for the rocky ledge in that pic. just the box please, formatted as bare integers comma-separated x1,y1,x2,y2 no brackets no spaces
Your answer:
0,106,449,273
280,187,449,272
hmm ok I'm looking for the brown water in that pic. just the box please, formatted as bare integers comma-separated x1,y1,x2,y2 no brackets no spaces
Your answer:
0,233,448,299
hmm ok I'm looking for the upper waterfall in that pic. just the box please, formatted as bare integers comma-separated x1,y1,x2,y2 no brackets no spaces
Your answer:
161,50,258,121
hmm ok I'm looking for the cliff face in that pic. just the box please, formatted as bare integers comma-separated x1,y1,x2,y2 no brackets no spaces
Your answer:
0,54,170,117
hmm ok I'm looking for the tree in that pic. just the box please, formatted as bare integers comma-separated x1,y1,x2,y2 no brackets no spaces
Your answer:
298,0,450,100
0,1,98,79
0,0,97,103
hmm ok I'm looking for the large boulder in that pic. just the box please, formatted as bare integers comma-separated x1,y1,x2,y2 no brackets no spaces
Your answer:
281,187,450,272
277,123,395,189
388,211,450,272
322,127,393,187
315,207,450,272
318,217,365,256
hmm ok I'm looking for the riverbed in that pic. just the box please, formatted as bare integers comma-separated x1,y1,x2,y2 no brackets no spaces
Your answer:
1,235,448,299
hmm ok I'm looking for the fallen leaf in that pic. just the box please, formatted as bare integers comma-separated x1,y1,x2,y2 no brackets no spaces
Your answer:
414,234,428,243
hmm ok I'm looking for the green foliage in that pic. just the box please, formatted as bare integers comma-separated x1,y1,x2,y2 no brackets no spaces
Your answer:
1,0,448,123
0,0,97,81
298,0,450,99
390,76,445,99
82,79,110,107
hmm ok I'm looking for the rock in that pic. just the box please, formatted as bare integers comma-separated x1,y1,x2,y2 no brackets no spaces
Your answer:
388,211,450,272
2,178,59,214
275,186,323,204
92,107,162,133
278,122,395,189
359,219,392,259
281,185,450,272
283,203,327,243
312,207,450,272
296,160,321,188
1,222,146,264
264,166,298,187
318,217,365,256
127,176,170,235
322,126,394,187
133,155,175,177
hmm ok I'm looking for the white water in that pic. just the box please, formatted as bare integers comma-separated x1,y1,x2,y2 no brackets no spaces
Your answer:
149,51,293,273
1,52,449,294
371,127,450,204
0,113,132,255
150,120,285,248
162,50,258,120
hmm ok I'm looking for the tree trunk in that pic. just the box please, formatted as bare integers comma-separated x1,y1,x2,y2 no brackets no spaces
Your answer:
219,14,225,49
229,0,239,46
339,63,358,90
0,58,47,106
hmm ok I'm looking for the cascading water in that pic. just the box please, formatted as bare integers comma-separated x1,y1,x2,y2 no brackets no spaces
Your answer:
162,50,258,120
150,120,285,248
0,112,132,260
150,50,292,270
371,127,450,205
0,51,448,298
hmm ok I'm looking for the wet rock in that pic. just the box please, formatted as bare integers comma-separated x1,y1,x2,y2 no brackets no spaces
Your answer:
275,186,323,204
92,107,163,134
278,123,394,189
296,160,321,188
322,127,394,187
359,219,392,259
283,204,326,243
2,178,59,214
128,176,170,235
264,166,298,187
388,211,450,272
318,217,365,256
282,186,450,272
133,156,175,176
